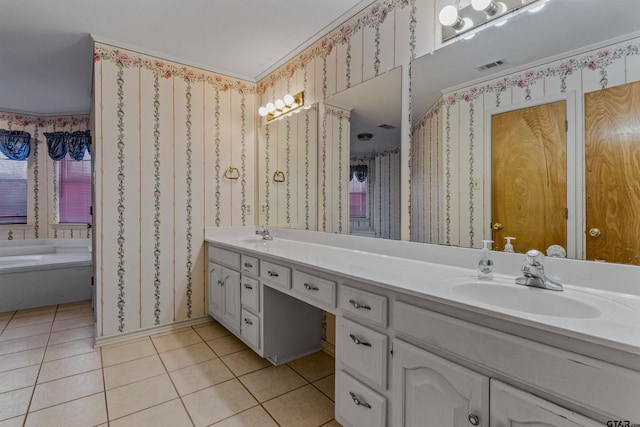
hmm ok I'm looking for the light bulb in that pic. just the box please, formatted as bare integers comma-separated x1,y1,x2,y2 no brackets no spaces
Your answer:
438,5,459,26
283,94,295,105
266,102,276,113
258,106,268,117
275,99,285,110
472,0,502,15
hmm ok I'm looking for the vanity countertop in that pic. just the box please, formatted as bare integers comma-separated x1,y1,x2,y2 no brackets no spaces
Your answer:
205,226,640,365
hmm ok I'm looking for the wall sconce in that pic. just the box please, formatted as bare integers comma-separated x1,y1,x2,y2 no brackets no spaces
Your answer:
258,91,305,122
439,0,545,41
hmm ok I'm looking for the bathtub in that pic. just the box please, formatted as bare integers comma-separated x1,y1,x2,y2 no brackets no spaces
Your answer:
0,239,92,312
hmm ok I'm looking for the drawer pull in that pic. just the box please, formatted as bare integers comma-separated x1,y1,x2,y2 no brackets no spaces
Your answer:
217,280,224,286
244,318,253,325
349,391,371,409
244,283,253,290
349,333,371,347
349,299,371,310
268,271,279,277
304,283,319,291
468,414,480,426
244,262,253,268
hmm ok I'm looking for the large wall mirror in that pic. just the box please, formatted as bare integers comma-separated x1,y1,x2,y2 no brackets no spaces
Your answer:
411,0,640,265
325,67,402,239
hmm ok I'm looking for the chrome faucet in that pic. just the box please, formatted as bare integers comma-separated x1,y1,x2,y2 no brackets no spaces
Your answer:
516,249,563,291
255,225,273,240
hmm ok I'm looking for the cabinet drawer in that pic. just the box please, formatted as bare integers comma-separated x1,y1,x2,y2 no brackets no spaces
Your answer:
336,370,386,427
208,245,240,269
241,255,259,276
338,317,388,389
339,285,387,327
240,309,260,350
292,271,336,309
241,276,260,313
260,261,291,289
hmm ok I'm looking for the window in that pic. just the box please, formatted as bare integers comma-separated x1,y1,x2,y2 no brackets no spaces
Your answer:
0,152,28,224
349,174,367,218
59,152,92,223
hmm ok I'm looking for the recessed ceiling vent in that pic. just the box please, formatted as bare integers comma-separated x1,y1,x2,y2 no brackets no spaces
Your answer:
476,59,506,71
357,133,373,141
378,124,396,130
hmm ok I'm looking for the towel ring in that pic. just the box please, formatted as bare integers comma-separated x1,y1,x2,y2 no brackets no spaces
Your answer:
273,170,285,183
224,166,240,180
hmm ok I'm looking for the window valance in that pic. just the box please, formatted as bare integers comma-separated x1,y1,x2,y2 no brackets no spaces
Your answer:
44,130,91,161
0,130,31,161
350,164,368,182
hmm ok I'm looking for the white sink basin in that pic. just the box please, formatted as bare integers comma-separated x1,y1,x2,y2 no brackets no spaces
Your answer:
452,281,602,319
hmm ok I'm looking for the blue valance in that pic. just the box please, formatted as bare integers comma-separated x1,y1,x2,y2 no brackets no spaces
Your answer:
44,130,90,161
350,165,368,182
0,130,31,161
67,131,90,160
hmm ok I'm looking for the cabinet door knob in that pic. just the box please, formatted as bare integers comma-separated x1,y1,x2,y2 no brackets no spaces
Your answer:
217,280,224,286
244,318,253,325
349,391,371,409
349,333,372,347
349,299,371,310
468,414,480,426
304,283,319,291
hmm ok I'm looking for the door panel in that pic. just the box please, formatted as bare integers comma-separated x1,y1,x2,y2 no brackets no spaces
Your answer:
208,262,224,318
585,80,640,265
490,380,601,427
491,101,567,253
392,339,489,427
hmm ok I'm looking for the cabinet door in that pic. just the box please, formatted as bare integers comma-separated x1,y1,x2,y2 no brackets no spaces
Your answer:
222,268,241,332
490,380,601,427
208,262,225,319
392,339,489,427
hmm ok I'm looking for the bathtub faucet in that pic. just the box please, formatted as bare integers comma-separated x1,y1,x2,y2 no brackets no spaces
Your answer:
255,226,273,241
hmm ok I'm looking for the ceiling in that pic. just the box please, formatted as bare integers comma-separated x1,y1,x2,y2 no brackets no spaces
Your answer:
0,0,374,115
325,67,402,156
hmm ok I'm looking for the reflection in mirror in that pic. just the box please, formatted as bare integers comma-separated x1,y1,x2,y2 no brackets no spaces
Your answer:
326,67,402,239
410,0,640,265
258,103,318,230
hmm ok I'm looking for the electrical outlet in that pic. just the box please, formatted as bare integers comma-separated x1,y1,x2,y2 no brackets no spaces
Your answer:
246,205,251,213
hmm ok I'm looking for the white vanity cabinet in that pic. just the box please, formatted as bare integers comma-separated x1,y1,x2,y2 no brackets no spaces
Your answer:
206,233,640,427
490,380,602,427
207,243,324,365
207,261,241,334
392,338,489,427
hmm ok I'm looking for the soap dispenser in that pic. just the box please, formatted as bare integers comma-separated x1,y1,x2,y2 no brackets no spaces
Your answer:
477,240,494,280
504,237,516,252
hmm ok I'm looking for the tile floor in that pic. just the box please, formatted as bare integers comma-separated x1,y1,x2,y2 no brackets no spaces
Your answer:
0,301,341,427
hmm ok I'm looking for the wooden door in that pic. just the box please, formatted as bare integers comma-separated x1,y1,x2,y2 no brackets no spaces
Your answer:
490,380,601,427
491,101,567,253
392,339,489,427
585,81,640,265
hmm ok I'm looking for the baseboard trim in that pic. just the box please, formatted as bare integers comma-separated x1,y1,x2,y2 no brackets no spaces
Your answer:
94,315,212,347
322,340,335,357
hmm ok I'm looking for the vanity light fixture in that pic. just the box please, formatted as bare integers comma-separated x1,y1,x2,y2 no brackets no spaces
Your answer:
258,91,305,122
439,5,473,32
439,0,545,42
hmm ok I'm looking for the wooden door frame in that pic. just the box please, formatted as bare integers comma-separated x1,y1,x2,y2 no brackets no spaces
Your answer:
482,92,580,258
